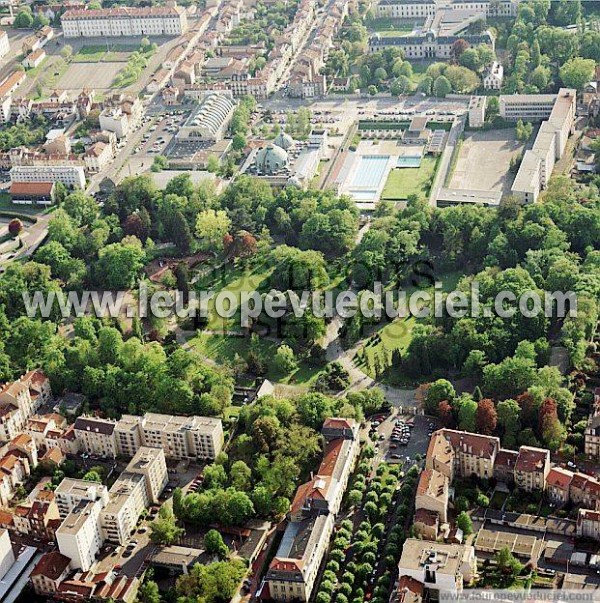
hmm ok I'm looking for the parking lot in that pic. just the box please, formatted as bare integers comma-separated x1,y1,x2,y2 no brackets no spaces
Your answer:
369,411,433,466
125,111,190,174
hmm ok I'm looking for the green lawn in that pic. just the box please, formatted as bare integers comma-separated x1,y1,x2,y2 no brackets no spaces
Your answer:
72,46,107,62
369,18,419,33
354,271,463,384
189,332,324,386
193,264,274,332
381,157,438,201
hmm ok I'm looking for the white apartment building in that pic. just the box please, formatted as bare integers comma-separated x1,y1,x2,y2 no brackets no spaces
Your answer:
0,529,15,580
73,417,117,458
56,498,104,571
61,5,188,39
54,478,109,519
115,413,224,461
483,61,503,90
100,472,147,545
10,165,86,190
509,88,576,202
397,539,476,594
0,31,9,61
125,446,168,504
468,96,486,128
101,448,167,545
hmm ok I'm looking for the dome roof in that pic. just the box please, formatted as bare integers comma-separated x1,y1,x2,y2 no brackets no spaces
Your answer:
273,131,295,150
255,144,288,175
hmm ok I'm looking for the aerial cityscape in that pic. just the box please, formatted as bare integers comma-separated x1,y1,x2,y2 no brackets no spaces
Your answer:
0,0,598,601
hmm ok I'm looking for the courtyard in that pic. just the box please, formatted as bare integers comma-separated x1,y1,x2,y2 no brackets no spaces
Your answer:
448,128,525,195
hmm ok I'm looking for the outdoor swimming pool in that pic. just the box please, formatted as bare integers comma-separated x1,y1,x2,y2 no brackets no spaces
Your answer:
396,155,422,168
351,155,390,188
349,189,379,201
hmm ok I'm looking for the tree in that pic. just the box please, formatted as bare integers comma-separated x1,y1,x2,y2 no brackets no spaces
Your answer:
539,398,564,451
452,39,470,60
176,560,246,603
390,76,411,96
497,398,521,447
495,547,523,578
232,133,246,151
456,511,473,535
455,394,477,432
559,58,596,91
60,45,73,60
83,470,102,483
151,155,168,172
137,580,161,603
195,210,231,252
204,529,229,559
150,505,184,545
230,460,252,491
476,398,497,435
368,85,378,96
433,75,451,98
425,379,455,415
274,344,298,375
14,10,34,28
8,219,23,237
95,236,145,289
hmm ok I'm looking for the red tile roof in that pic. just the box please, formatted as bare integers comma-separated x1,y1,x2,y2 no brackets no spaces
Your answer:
515,446,549,473
547,467,574,490
10,181,54,196
31,551,71,580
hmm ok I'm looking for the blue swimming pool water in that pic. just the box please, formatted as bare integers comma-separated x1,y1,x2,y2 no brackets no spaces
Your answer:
396,155,422,168
351,155,390,188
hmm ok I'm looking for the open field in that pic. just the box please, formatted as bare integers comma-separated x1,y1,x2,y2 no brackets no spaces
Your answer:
448,128,524,193
71,45,139,63
58,62,127,90
189,333,324,387
381,157,438,200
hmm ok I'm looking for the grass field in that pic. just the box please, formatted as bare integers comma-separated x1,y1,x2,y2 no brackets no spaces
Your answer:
194,264,274,332
381,157,438,201
72,45,140,63
190,333,324,387
369,18,420,33
355,271,462,384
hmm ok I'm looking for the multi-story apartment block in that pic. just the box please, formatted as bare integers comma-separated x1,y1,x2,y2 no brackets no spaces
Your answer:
0,370,50,442
514,446,550,492
577,509,600,540
415,468,449,525
125,446,168,504
100,472,147,545
98,447,167,545
61,5,188,38
508,89,576,202
265,418,360,602
546,467,574,506
0,529,15,579
397,539,476,594
54,478,109,519
13,491,61,541
73,417,118,458
115,413,223,460
56,498,105,571
30,551,72,597
427,429,500,481
10,165,86,189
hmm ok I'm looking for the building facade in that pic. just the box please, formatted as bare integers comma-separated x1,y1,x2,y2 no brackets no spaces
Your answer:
62,5,188,38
